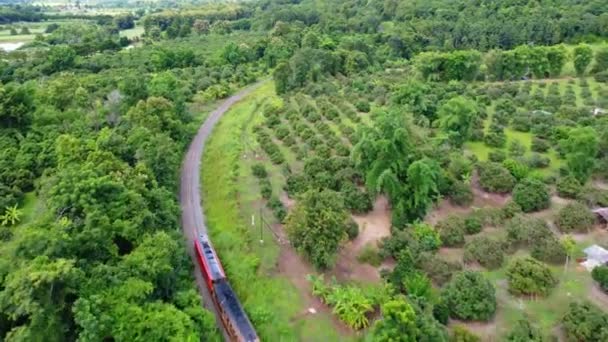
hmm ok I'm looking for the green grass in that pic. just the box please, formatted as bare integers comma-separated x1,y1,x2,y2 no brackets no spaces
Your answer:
201,81,346,341
19,192,42,225
119,26,144,39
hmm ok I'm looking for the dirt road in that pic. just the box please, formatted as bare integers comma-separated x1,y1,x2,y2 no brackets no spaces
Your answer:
180,83,262,339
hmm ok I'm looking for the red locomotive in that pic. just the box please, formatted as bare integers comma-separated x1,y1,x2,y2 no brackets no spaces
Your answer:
194,234,259,342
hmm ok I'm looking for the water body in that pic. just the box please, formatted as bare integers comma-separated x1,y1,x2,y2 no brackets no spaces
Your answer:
0,42,24,52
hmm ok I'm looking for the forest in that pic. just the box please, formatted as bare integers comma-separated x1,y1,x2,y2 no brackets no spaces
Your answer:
1,0,608,341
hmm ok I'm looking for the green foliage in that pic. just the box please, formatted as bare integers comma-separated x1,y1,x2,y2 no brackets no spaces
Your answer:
592,265,608,293
505,318,544,342
512,178,550,212
560,127,599,184
556,175,582,199
412,222,442,252
506,257,557,296
464,236,505,269
372,298,448,342
555,202,594,233
420,253,462,286
562,302,608,341
442,271,496,321
436,215,466,247
451,325,481,342
251,163,268,178
0,205,22,226
437,96,479,147
357,244,382,266
308,275,374,330
285,189,348,269
573,44,593,75
477,162,516,193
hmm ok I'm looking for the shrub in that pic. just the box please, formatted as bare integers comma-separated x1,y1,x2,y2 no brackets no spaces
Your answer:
505,215,553,247
556,175,582,199
503,159,529,181
464,214,482,235
526,153,550,169
436,215,466,247
531,137,550,153
451,325,480,342
592,265,608,292
420,254,462,286
354,100,371,113
357,244,382,266
531,236,567,264
512,178,550,212
251,163,268,178
508,140,526,157
442,271,496,321
341,183,373,214
484,131,506,148
463,236,505,269
433,300,450,325
449,180,473,206
285,174,309,195
555,202,594,233
267,196,287,222
478,162,516,193
412,223,442,252
506,257,557,296
501,201,522,221
346,217,359,240
488,150,506,163
563,302,608,341
260,178,272,199
505,318,543,342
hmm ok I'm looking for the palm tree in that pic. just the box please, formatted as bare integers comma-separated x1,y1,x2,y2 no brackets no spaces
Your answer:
1,205,22,226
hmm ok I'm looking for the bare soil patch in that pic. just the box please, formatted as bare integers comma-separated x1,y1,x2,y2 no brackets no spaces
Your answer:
332,196,392,283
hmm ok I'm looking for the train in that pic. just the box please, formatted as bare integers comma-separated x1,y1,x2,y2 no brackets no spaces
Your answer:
194,233,260,342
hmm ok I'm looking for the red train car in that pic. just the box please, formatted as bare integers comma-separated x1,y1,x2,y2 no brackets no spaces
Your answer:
194,234,259,342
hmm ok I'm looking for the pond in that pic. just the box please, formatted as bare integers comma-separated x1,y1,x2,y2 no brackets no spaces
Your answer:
0,42,24,52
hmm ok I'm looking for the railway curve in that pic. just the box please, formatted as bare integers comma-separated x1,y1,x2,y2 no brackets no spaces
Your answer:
179,82,262,340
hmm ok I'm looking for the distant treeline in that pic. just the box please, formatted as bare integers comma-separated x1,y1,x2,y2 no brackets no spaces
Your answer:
0,5,44,24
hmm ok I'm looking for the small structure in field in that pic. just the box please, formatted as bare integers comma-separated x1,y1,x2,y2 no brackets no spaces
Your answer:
593,208,608,227
581,244,608,271
593,107,607,116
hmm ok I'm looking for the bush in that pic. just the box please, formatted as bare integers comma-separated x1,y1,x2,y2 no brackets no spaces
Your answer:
451,325,480,342
501,201,522,221
442,271,496,321
505,318,543,341
412,223,442,252
488,150,506,163
357,243,382,266
555,202,594,233
260,178,272,199
251,163,268,178
484,131,506,148
592,265,608,292
433,300,450,325
436,215,466,247
420,254,462,286
531,236,567,264
341,183,373,214
502,159,529,181
508,140,526,157
477,162,516,193
563,302,608,341
506,257,557,296
531,137,550,153
449,180,473,206
556,175,582,199
463,237,505,269
346,217,359,240
354,100,371,113
526,153,550,169
464,214,483,234
285,174,309,195
512,178,550,212
267,196,287,222
505,215,552,247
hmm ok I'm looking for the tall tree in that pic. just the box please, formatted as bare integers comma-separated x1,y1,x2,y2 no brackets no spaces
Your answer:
573,44,593,76
560,127,599,183
285,189,348,269
436,96,479,147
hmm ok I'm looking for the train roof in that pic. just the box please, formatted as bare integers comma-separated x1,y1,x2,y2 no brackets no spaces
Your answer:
214,280,258,342
198,234,225,281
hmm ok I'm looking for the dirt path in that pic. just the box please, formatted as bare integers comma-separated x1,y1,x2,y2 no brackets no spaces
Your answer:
179,83,263,339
